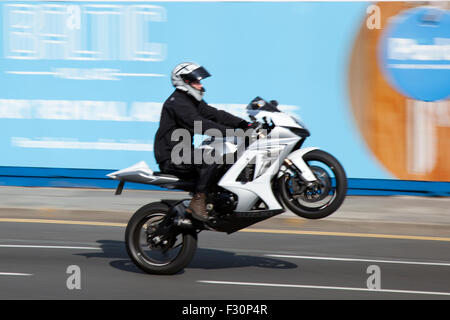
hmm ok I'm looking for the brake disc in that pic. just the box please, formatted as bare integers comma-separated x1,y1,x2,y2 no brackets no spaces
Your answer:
296,166,331,203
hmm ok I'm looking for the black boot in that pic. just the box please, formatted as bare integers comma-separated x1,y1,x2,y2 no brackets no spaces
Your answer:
187,193,209,222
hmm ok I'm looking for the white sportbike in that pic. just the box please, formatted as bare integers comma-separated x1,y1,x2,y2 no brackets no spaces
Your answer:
108,97,347,275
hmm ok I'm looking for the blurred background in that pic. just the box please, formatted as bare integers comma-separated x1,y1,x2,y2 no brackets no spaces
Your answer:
0,0,448,195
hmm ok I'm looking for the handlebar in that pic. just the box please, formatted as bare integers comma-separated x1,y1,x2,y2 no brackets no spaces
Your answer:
249,119,272,139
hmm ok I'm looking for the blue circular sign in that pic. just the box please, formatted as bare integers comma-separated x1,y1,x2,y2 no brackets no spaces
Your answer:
379,7,450,101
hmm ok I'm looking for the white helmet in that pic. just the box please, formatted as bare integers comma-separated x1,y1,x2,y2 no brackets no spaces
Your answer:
171,62,211,101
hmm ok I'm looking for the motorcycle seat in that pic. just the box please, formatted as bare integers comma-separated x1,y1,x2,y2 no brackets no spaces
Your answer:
154,172,196,192
153,172,179,179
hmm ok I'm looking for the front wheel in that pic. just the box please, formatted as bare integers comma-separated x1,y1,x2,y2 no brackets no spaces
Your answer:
277,150,347,219
125,202,197,275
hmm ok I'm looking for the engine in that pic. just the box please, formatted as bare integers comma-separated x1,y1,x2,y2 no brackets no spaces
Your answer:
210,190,237,215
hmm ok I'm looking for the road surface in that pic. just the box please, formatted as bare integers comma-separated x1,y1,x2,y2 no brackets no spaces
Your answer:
0,186,448,301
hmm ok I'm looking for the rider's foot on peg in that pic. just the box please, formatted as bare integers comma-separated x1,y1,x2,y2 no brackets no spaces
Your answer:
186,193,209,222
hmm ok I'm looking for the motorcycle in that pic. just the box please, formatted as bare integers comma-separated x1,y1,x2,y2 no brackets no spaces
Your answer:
107,97,347,275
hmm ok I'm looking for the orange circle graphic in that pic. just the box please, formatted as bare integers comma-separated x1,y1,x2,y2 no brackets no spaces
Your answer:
348,1,450,182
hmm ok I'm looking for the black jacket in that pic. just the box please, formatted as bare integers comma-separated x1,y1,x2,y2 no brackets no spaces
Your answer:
154,90,247,164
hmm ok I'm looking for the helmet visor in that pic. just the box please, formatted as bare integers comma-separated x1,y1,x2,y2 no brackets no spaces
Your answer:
180,66,211,83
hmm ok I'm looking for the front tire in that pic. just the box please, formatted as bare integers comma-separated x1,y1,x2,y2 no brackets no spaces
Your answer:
125,202,197,275
277,150,347,219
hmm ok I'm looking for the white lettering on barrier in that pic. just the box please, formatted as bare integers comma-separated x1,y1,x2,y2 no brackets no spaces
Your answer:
11,137,154,151
3,3,167,61
0,99,300,122
3,100,299,153
0,99,163,121
407,99,450,174
388,38,450,61
5,67,166,79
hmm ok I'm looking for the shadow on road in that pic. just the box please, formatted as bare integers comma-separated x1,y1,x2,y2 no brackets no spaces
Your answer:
77,240,297,275
188,248,298,271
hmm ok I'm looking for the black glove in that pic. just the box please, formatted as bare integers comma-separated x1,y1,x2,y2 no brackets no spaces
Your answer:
248,121,260,129
237,120,250,130
238,120,259,130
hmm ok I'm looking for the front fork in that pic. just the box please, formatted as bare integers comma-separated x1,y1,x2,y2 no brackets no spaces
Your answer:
278,147,319,185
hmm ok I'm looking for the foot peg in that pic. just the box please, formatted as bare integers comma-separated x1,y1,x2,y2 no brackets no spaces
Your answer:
174,217,193,229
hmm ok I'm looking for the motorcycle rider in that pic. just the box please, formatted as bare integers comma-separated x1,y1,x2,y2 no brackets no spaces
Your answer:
154,62,251,221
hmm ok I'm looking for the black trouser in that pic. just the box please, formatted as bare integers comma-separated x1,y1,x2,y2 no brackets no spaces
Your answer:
159,159,219,194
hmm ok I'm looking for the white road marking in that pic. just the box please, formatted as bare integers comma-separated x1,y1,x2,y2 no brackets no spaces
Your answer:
198,280,450,297
0,244,101,250
265,254,450,267
0,273,32,276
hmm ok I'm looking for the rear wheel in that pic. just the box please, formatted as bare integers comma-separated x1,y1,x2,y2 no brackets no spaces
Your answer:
277,150,347,219
125,202,197,275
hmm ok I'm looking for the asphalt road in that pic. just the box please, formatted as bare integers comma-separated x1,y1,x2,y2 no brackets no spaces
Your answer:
0,187,449,301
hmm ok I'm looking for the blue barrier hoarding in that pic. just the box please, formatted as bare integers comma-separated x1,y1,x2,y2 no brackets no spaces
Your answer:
0,1,449,193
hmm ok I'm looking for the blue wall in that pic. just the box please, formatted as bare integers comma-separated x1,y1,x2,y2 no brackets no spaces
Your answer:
0,166,449,196
0,1,448,195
